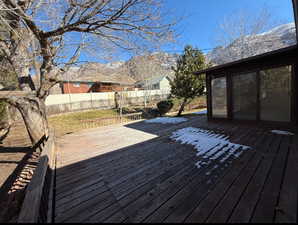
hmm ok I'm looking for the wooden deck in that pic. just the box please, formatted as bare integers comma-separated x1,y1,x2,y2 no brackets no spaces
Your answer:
53,116,298,223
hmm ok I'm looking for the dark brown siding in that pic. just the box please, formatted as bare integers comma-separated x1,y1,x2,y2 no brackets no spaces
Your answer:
206,47,298,127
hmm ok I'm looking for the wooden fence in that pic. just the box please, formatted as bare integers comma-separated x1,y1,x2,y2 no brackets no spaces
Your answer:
18,131,56,223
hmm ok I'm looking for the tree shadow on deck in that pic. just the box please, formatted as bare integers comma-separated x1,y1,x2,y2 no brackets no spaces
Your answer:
124,115,212,136
53,118,275,223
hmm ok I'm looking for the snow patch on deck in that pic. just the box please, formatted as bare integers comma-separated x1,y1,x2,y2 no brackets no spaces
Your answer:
170,127,250,169
145,117,188,124
271,130,294,136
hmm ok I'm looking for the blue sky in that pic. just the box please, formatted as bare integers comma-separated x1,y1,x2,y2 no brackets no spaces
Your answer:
162,0,295,53
79,0,295,63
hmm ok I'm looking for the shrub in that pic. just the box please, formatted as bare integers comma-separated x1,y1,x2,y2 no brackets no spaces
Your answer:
146,108,161,117
157,99,174,116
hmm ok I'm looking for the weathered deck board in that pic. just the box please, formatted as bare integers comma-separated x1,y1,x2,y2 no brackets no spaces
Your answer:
145,125,257,223
274,135,298,223
163,125,262,223
53,116,298,223
184,129,274,223
250,134,292,223
227,134,282,223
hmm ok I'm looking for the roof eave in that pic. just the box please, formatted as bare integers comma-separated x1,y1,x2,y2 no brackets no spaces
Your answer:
194,45,298,75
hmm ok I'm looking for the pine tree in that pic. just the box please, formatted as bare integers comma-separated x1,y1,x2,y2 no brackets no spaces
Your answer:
170,45,209,116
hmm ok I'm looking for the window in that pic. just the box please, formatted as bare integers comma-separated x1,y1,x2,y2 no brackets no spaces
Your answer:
232,72,257,120
260,66,292,122
73,83,80,87
152,83,160,89
211,76,227,118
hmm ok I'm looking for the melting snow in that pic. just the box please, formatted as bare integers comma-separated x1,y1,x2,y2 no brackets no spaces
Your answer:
145,117,188,124
170,127,250,169
193,110,207,115
271,130,294,136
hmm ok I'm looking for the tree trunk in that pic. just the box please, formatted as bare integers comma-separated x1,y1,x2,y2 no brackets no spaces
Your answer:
177,98,188,117
14,97,49,146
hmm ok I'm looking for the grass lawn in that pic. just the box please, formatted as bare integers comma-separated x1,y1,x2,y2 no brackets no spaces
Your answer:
49,109,119,136
48,99,207,137
49,109,118,122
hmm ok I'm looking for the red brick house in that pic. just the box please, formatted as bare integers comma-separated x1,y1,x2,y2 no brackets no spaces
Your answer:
61,81,94,94
60,74,136,94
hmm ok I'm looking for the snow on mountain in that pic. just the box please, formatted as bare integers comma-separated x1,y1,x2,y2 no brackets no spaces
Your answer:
208,23,296,65
259,23,295,37
105,61,125,69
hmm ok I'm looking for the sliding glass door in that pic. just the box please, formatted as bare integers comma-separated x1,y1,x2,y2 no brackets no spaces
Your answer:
210,65,292,123
232,72,257,120
211,76,227,118
260,66,292,122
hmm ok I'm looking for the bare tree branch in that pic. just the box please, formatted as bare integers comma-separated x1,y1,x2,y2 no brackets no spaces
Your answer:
0,0,178,144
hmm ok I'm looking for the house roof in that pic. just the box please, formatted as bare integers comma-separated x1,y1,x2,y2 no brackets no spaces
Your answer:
293,0,298,42
61,73,136,86
194,45,298,75
136,74,171,86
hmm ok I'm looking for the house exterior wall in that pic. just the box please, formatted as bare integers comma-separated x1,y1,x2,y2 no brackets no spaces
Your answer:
95,83,134,92
62,82,92,94
139,77,171,90
205,46,298,127
159,77,171,90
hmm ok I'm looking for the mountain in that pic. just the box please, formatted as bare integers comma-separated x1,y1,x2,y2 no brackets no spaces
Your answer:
207,23,296,65
123,52,177,82
60,23,296,83
61,52,178,83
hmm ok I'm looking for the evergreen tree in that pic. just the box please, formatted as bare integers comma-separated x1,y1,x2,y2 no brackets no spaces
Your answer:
170,45,209,116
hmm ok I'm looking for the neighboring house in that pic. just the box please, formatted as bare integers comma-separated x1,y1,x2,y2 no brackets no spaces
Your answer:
61,74,136,94
136,75,172,90
195,0,298,127
61,81,94,94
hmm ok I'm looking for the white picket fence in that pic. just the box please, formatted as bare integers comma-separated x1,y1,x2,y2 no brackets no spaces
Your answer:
45,89,171,115
45,89,170,106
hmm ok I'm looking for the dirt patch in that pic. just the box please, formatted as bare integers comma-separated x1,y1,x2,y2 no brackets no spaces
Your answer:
0,119,35,223
0,149,40,223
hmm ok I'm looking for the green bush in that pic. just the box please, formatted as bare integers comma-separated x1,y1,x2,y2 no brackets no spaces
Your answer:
157,99,174,116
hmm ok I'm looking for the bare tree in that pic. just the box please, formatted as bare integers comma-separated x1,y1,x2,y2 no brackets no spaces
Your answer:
213,7,281,64
135,53,160,108
0,0,177,145
128,51,173,107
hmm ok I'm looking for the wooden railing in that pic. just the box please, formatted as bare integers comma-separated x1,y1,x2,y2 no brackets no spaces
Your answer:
79,112,144,129
18,131,56,223
50,112,149,137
